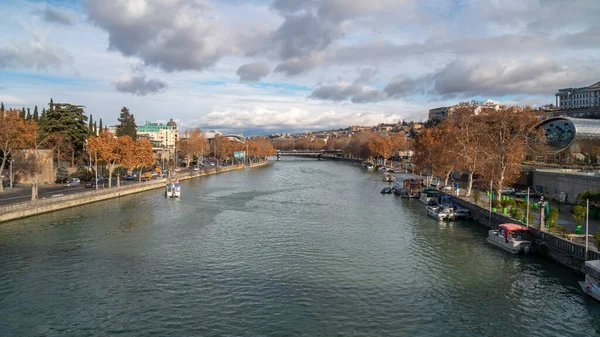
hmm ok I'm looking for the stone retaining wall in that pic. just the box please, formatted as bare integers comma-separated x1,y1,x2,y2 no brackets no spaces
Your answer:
0,161,270,224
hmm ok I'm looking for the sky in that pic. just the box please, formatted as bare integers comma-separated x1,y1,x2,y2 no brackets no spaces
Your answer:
1,0,599,135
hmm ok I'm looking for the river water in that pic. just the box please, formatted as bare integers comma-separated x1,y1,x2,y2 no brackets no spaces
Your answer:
1,157,599,336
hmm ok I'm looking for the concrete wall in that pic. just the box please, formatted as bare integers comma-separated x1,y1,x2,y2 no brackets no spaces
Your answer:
0,160,270,223
532,169,600,202
449,193,600,273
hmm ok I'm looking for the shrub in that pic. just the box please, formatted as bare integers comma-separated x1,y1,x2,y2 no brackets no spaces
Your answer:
572,205,587,227
546,206,559,228
473,190,480,204
492,199,501,209
510,207,522,220
556,225,569,239
55,166,69,183
113,167,128,177
501,198,515,209
594,232,600,250
514,199,527,210
71,167,95,181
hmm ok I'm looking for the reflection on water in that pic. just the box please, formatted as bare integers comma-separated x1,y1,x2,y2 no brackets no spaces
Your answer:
0,157,600,336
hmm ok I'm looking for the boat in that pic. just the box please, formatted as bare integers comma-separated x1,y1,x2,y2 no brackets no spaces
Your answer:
365,163,374,171
419,188,441,204
383,173,395,182
579,260,600,302
400,178,424,198
381,187,393,194
426,206,455,220
486,223,531,254
165,182,181,198
452,207,470,219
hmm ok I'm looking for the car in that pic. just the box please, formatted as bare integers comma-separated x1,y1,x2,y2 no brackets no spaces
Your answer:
64,178,81,187
500,187,516,195
124,175,134,180
85,178,105,188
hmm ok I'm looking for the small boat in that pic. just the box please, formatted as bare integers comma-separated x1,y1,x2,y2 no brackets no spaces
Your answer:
419,188,441,204
426,206,455,220
400,178,424,198
580,260,600,302
365,163,374,171
486,223,531,254
383,173,395,182
165,182,181,198
452,207,470,219
381,187,393,194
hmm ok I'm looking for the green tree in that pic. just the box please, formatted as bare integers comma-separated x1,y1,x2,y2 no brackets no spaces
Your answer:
99,118,103,132
20,107,25,119
93,121,97,135
42,102,90,168
88,114,93,131
33,105,39,122
572,205,587,227
26,108,31,120
0,102,4,113
116,107,137,140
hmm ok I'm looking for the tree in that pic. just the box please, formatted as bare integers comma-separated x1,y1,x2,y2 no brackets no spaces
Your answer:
0,110,29,192
478,107,541,201
133,139,155,182
20,107,26,119
42,102,90,168
26,108,31,120
413,126,455,185
367,133,392,163
33,105,39,122
93,121,97,135
99,118,103,132
87,130,120,188
0,102,4,113
445,103,484,196
19,119,46,200
88,114,93,132
116,107,137,140
573,205,587,227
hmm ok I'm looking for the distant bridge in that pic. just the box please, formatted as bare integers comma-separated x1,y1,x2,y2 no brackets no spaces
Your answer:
276,150,343,160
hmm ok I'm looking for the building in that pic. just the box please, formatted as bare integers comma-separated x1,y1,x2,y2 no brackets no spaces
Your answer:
537,117,600,156
136,119,180,157
555,81,600,110
428,106,452,122
474,100,500,115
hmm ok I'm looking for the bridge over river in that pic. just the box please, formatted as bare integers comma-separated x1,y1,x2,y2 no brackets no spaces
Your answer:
276,149,343,160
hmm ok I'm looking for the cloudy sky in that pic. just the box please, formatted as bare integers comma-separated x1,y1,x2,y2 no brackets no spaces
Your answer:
1,0,599,134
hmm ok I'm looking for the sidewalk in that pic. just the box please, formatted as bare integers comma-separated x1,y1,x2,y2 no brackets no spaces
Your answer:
454,189,600,246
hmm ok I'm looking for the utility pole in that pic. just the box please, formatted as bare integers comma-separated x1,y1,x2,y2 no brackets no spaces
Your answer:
95,151,98,191
9,158,13,189
526,187,530,227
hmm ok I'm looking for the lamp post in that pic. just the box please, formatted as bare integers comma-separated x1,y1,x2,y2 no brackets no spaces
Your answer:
9,158,13,189
95,151,98,191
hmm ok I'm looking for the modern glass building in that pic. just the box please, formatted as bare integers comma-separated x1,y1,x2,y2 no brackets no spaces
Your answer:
537,117,600,154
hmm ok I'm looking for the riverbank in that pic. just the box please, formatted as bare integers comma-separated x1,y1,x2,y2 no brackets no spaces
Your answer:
0,160,270,224
446,191,600,274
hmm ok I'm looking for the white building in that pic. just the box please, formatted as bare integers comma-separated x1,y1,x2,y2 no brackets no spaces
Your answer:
136,119,180,156
556,81,600,110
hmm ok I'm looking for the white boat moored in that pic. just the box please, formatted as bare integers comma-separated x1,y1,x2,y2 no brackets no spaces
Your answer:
486,223,531,254
580,260,600,302
426,206,454,220
166,182,181,198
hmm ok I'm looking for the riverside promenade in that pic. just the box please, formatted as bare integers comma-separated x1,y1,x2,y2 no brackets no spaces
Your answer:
0,160,270,224
448,188,600,273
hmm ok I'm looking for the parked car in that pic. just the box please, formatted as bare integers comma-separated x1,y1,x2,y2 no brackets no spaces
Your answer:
85,177,105,188
140,172,153,181
124,175,134,180
500,187,516,195
64,178,81,187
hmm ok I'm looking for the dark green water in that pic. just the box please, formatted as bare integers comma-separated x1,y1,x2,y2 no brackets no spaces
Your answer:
1,158,600,336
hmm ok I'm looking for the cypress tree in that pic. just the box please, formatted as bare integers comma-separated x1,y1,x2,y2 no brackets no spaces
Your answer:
49,98,54,112
89,114,93,131
33,105,39,122
99,118,103,132
116,107,137,140
93,121,97,135
26,108,31,120
20,107,26,119
0,102,4,113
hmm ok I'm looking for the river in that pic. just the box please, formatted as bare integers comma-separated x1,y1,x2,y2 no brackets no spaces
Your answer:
1,157,600,336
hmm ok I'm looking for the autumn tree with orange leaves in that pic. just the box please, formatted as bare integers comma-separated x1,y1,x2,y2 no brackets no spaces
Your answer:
0,110,33,192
